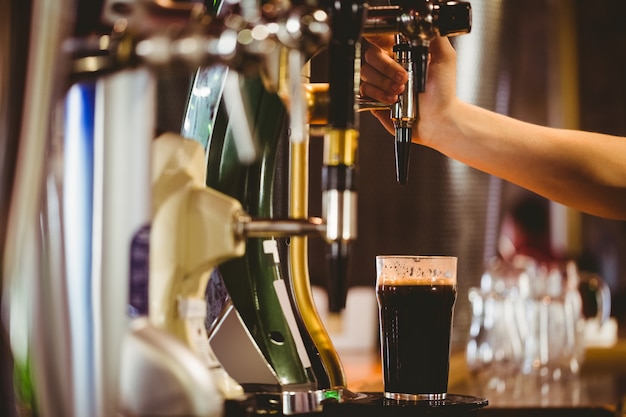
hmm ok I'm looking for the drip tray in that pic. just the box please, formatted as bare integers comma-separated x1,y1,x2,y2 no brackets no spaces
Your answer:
226,391,490,417
323,392,488,417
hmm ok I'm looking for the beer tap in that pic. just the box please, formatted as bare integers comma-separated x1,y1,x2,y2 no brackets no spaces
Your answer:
364,1,472,184
320,0,366,319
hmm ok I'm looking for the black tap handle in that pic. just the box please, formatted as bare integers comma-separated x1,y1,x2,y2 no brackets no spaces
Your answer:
436,1,472,36
381,0,472,187
395,127,412,185
326,241,350,313
321,164,358,313
412,44,429,93
327,0,366,130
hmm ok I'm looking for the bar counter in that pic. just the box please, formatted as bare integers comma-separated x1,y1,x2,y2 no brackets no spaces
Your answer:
339,340,626,416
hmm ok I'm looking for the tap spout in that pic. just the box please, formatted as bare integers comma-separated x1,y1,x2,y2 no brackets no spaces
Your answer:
364,1,472,185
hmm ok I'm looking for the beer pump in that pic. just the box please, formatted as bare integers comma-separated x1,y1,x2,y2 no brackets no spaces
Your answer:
321,0,366,319
363,1,472,184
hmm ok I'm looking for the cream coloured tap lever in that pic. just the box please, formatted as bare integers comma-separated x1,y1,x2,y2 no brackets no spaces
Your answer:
150,133,246,400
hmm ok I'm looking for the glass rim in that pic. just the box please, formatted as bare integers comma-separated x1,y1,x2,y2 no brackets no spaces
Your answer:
376,255,457,283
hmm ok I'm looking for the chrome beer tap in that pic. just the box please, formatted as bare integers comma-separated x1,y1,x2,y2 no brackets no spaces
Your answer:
364,1,472,184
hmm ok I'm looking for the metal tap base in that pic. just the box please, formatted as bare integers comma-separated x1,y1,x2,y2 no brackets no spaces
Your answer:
236,384,352,416
322,392,488,417
224,390,487,417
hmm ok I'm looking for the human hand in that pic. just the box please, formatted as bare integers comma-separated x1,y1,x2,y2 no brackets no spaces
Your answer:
360,35,458,147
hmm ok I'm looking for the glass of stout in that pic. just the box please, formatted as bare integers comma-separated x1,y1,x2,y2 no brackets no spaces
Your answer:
376,255,457,401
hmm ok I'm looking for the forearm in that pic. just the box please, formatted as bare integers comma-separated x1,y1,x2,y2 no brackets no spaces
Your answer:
431,100,626,220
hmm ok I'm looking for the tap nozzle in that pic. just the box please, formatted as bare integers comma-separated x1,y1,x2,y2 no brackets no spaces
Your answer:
365,1,472,184
392,41,430,185
394,126,412,185
326,241,350,314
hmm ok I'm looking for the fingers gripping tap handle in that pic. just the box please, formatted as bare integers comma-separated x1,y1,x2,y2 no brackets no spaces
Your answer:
365,1,472,184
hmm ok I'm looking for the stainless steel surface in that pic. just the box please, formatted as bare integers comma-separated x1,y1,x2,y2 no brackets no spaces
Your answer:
390,43,416,128
384,392,446,401
362,5,403,35
281,389,327,415
323,190,358,242
363,2,473,40
356,95,392,112
238,216,325,238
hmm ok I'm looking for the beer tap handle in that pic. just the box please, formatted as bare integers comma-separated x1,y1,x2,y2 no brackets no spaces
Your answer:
436,1,473,37
396,1,471,184
323,0,366,314
411,1,472,92
412,44,429,93
364,1,472,185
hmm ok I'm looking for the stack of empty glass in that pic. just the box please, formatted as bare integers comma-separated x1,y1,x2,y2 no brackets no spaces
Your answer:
466,256,610,393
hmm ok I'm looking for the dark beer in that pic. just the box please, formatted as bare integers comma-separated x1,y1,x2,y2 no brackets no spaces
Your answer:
376,283,457,397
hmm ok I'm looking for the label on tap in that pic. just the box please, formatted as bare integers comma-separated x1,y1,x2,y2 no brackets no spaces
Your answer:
178,297,207,319
273,280,312,369
179,297,222,369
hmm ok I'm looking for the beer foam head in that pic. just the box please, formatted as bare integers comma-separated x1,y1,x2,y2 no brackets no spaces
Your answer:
376,255,457,285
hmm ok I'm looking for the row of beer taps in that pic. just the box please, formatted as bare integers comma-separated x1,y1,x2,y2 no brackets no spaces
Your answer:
64,0,469,310
1,1,471,416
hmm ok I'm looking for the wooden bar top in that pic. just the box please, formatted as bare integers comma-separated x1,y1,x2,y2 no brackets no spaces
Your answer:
339,340,626,413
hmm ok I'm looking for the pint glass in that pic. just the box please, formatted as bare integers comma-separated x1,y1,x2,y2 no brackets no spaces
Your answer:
376,255,458,401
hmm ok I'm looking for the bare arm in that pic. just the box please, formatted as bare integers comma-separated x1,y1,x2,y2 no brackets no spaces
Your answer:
360,35,626,220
